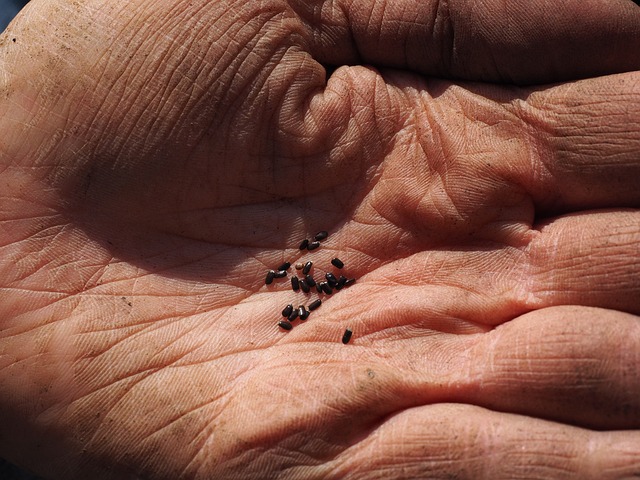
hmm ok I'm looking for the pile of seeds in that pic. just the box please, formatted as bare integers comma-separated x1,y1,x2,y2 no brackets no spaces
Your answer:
265,231,355,344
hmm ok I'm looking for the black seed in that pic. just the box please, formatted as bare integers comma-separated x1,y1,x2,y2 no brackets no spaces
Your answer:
288,309,298,321
274,270,287,278
307,241,320,251
314,231,329,241
302,261,313,275
344,278,356,287
282,304,293,317
278,321,293,331
265,270,276,285
325,272,338,287
342,328,353,344
335,276,347,290
291,276,300,291
300,279,310,293
297,305,306,318
295,263,304,270
299,239,309,250
320,282,333,295
331,257,344,269
278,261,291,272
305,275,316,287
316,283,323,293
299,308,310,320
308,299,322,311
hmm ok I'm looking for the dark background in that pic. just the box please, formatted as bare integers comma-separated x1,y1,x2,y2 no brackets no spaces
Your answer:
0,6,42,480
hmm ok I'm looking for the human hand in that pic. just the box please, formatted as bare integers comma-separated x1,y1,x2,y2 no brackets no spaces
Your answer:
1,0,639,478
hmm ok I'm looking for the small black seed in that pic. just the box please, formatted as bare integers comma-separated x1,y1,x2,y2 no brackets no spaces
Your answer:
265,270,276,285
325,272,338,287
288,309,299,321
297,305,306,318
316,283,323,293
278,321,293,331
299,308,310,320
305,275,316,287
308,299,322,311
282,304,293,317
295,263,304,270
335,276,347,290
320,282,333,295
307,241,320,251
302,261,313,275
300,279,310,293
331,257,344,269
299,239,309,250
344,278,356,287
342,328,353,344
291,276,300,291
278,261,291,272
314,231,329,241
274,270,287,278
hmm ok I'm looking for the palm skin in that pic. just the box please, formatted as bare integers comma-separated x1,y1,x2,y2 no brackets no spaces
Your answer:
1,0,640,478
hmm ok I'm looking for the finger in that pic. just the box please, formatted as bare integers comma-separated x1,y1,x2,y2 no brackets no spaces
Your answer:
329,403,640,480
293,0,640,84
525,210,640,315
460,306,640,430
514,73,640,214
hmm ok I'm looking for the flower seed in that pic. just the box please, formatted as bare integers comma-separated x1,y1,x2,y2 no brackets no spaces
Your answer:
265,270,276,285
278,321,293,331
314,231,329,241
342,328,353,344
282,304,293,317
330,257,344,269
308,299,322,311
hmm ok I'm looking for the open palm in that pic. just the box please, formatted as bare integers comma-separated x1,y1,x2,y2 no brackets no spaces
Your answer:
1,0,639,478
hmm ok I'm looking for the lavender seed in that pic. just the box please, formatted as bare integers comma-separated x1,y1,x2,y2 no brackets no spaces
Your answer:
288,309,299,322
342,328,353,344
278,321,293,331
274,270,287,278
325,272,338,287
277,261,291,272
291,276,300,291
307,241,320,251
305,275,316,287
282,304,293,317
330,257,344,269
300,279,310,293
265,270,276,285
302,261,313,275
308,299,322,311
299,239,309,250
314,231,329,241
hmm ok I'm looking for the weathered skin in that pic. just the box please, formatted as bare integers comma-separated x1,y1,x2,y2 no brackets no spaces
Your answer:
0,0,639,478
